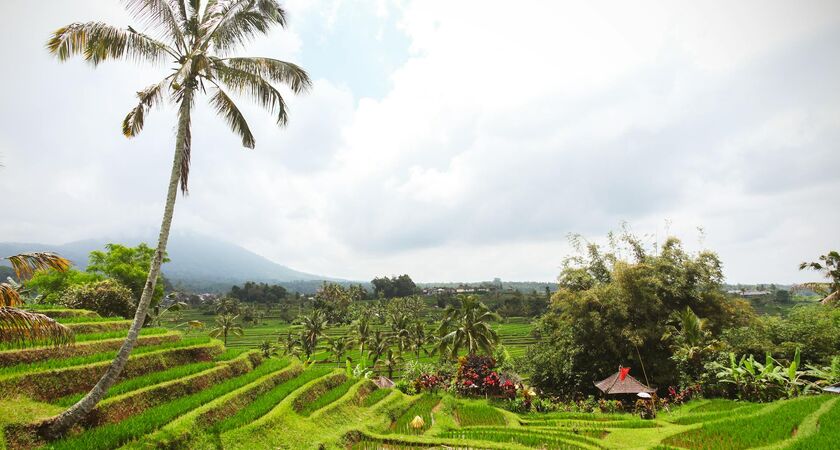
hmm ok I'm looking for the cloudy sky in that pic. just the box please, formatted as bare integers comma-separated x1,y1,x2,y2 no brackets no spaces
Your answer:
1,0,839,283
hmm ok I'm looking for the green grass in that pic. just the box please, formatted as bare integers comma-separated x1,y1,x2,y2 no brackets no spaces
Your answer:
668,403,764,425
298,378,359,417
664,395,832,449
0,328,168,352
440,427,591,449
362,388,392,407
45,357,291,450
55,316,124,324
52,360,218,406
455,402,507,426
787,397,840,449
391,393,441,435
211,366,333,433
690,399,751,413
0,336,211,378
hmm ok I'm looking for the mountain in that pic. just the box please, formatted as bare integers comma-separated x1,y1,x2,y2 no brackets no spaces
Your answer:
0,231,334,292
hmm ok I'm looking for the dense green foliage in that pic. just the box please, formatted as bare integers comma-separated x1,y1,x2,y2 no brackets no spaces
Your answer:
58,279,136,318
372,274,419,299
87,243,168,306
229,282,287,306
523,232,755,395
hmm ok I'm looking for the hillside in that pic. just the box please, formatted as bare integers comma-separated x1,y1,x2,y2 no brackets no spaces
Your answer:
0,231,332,291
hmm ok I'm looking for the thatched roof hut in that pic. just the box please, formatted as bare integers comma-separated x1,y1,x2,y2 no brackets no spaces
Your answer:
373,376,395,389
595,370,655,395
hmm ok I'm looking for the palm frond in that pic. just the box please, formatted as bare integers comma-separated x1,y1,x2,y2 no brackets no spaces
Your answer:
4,252,71,281
123,0,186,50
203,0,286,52
0,284,22,308
213,64,288,125
177,89,194,194
122,79,171,137
0,307,74,347
47,22,174,65
224,57,311,93
209,87,255,148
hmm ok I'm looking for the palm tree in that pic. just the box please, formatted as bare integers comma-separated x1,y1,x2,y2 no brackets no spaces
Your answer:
324,336,349,367
436,295,500,359
378,348,402,380
800,251,840,305
388,311,410,355
209,313,243,346
351,316,371,362
147,300,188,326
367,330,392,366
44,0,310,435
0,253,74,346
662,306,714,361
407,320,428,362
279,330,303,359
299,310,327,359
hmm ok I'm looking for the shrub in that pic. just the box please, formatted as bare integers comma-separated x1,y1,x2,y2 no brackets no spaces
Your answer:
59,280,136,319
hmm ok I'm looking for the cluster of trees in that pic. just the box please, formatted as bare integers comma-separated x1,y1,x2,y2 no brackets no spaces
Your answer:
520,232,840,399
24,244,165,319
229,282,288,306
371,274,419,298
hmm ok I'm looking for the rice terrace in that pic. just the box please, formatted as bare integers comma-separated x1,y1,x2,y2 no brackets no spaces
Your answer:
1,0,839,449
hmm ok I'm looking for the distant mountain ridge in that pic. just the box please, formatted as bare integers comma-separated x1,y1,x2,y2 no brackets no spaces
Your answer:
0,231,333,291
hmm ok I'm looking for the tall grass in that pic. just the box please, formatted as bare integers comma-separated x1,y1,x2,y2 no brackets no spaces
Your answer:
298,378,358,416
440,427,589,449
455,403,506,426
53,360,218,406
787,398,840,449
391,394,440,435
362,388,392,407
46,358,291,450
0,328,168,351
664,395,832,449
0,337,211,378
211,366,332,433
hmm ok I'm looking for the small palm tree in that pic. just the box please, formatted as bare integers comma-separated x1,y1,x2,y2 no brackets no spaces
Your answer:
407,320,429,362
367,330,392,366
147,300,188,327
800,251,840,304
258,339,279,358
378,348,402,380
351,316,371,361
44,0,309,435
298,310,327,359
0,253,74,346
279,330,303,359
388,311,410,355
436,295,500,359
209,314,243,346
324,336,349,367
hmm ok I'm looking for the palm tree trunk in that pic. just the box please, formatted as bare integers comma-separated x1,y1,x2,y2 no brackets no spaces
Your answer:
44,89,193,437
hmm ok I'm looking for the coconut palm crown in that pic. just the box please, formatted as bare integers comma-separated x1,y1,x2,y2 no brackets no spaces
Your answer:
42,0,310,437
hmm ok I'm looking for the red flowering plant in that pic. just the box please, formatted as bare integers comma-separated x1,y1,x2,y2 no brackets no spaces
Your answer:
414,372,448,392
454,354,516,398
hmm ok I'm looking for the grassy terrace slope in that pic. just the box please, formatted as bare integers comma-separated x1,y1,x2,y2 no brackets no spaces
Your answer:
0,308,837,449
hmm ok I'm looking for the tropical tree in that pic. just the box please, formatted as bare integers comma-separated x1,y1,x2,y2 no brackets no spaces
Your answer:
209,313,243,346
147,299,188,326
351,316,371,362
298,309,327,359
800,250,840,304
324,336,350,367
378,348,402,379
388,310,410,355
279,330,303,359
407,320,429,361
43,0,309,435
436,295,500,359
258,339,279,358
0,253,74,346
367,330,392,366
662,306,717,384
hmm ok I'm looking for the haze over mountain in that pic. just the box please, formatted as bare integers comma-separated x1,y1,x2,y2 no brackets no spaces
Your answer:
0,231,333,291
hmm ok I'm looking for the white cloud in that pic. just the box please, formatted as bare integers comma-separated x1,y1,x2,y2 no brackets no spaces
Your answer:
1,0,839,284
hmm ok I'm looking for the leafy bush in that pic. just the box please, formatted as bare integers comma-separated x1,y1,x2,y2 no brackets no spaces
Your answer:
59,280,136,319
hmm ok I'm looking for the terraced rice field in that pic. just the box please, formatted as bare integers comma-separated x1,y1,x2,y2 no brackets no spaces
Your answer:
0,307,837,449
166,310,537,377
